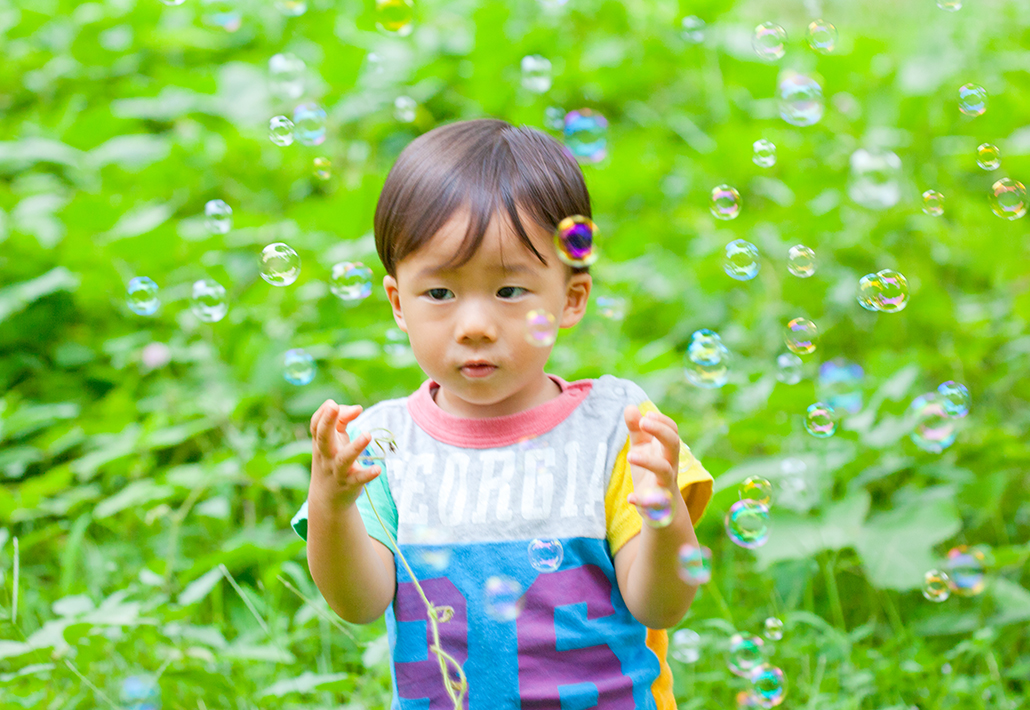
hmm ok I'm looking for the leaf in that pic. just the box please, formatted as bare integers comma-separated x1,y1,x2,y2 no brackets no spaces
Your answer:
52,594,95,617
93,480,176,519
100,201,175,242
988,578,1030,627
87,135,171,171
0,267,80,324
178,567,224,606
222,642,296,663
258,671,354,698
753,491,870,569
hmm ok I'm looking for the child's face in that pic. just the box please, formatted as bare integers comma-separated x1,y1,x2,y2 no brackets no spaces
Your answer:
383,209,592,418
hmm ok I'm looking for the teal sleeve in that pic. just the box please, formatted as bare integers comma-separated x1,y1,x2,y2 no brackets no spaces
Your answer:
290,475,397,548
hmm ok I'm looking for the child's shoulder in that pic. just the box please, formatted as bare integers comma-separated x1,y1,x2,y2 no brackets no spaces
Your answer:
583,374,650,404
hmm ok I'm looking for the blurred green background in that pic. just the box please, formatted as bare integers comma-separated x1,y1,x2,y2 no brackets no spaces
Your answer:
1,0,1029,707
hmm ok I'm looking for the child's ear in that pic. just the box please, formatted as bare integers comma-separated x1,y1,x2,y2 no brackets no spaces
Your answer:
383,275,408,332
559,272,592,328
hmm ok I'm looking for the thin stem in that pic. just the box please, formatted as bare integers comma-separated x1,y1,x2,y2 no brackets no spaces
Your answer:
63,659,119,710
822,551,845,629
12,536,18,625
276,574,357,643
806,653,827,710
219,564,290,662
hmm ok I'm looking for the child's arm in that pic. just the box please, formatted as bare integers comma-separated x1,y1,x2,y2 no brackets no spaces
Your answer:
305,401,396,624
613,406,700,629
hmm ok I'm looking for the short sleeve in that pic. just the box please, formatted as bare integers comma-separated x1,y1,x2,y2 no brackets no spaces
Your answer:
605,399,714,557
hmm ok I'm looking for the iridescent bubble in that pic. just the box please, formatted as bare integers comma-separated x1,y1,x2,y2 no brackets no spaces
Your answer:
544,106,566,131
375,0,414,36
737,691,761,709
330,262,373,302
274,0,306,16
937,0,961,8
525,309,557,347
670,629,702,664
873,269,909,312
293,103,327,146
763,617,784,641
680,15,705,44
753,139,776,168
990,178,1027,220
283,348,315,385
787,245,816,278
120,675,160,710
127,277,160,316
268,115,294,146
521,55,552,93
724,239,760,280
777,71,824,127
677,544,712,585
554,215,598,267
740,476,772,506
976,143,1000,170
848,149,901,209
528,538,563,572
190,278,228,323
393,95,417,123
806,19,837,53
922,190,945,216
857,273,881,311
818,359,864,414
484,576,525,621
804,402,837,438
908,392,957,453
269,53,305,102
313,157,331,180
635,487,674,528
204,199,232,235
752,22,787,61
937,381,970,417
784,318,818,355
728,633,765,677
945,545,986,597
750,664,786,708
260,243,301,287
776,352,803,385
725,500,770,549
202,1,241,32
596,295,627,321
684,328,730,389
958,83,988,117
711,185,742,220
563,109,608,163
923,569,951,602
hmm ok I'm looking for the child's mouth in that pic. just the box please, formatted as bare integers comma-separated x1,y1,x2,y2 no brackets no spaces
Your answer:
460,363,497,378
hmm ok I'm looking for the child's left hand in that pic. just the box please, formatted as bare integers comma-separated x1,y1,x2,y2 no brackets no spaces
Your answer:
623,405,681,509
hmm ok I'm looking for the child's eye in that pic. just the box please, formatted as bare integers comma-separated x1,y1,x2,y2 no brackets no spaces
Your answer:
426,288,453,301
497,286,528,299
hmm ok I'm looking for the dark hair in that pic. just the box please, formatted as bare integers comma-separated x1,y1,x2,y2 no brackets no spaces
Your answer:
374,118,592,278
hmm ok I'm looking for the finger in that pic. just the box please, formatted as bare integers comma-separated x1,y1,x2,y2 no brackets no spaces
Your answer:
352,464,381,486
310,399,335,436
627,450,675,481
315,405,339,458
340,430,373,465
335,404,363,435
640,416,681,466
624,405,652,446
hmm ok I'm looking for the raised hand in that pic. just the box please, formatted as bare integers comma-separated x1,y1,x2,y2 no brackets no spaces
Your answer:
623,405,680,510
308,400,381,509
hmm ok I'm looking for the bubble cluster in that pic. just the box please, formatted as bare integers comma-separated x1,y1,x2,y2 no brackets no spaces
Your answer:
945,545,986,596
806,20,837,53
711,185,742,220
283,348,316,386
677,544,712,585
725,239,760,280
784,317,818,355
725,500,770,549
521,55,552,93
908,392,957,452
752,22,787,61
525,309,557,346
753,139,776,168
375,0,415,35
848,149,901,209
976,143,1000,170
958,83,988,117
937,381,970,417
787,245,816,278
484,576,525,621
989,178,1027,220
527,538,563,572
777,71,824,127
670,628,702,664
750,664,786,708
394,96,417,123
635,487,674,528
330,262,373,302
269,115,294,146
120,675,160,710
680,16,705,44
818,359,864,414
804,402,837,438
856,269,910,312
763,617,784,641
740,476,772,506
923,569,951,602
596,295,627,321
922,189,945,216
190,279,228,323
293,103,327,146
554,215,598,267
563,109,608,163
776,352,803,385
728,633,765,677
684,328,730,389
204,199,232,234
127,277,160,316
260,243,301,287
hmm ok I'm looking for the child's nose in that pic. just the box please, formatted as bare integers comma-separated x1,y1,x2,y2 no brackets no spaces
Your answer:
454,303,498,343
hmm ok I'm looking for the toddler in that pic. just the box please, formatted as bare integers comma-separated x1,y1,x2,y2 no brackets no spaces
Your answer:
291,118,713,708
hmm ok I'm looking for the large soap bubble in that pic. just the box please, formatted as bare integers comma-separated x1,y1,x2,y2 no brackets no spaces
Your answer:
777,71,824,127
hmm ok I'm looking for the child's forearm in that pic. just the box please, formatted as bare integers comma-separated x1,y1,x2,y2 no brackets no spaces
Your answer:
306,496,395,624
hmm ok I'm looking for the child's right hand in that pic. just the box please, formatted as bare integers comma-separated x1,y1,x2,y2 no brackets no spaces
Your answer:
308,400,381,510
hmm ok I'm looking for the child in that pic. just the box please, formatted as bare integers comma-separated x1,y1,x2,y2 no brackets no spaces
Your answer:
291,118,714,708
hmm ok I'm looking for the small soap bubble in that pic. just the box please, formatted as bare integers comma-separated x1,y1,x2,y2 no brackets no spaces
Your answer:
945,545,986,597
677,544,712,585
260,243,301,287
728,633,765,677
554,215,598,267
806,19,837,53
521,55,552,93
635,487,674,528
283,348,316,385
204,199,232,234
725,500,770,549
293,103,327,146
857,273,881,311
848,148,901,209
776,352,803,385
127,277,160,316
710,185,742,220
976,143,1000,170
313,157,331,180
203,1,241,32
937,381,970,417
818,359,864,414
525,309,557,346
804,402,837,438
383,327,410,357
908,392,957,453
596,295,627,321
684,328,730,389
269,52,305,101
724,239,760,280
120,675,161,710
778,71,824,126
787,245,816,278
190,279,228,323
750,664,786,708
923,569,951,602
268,115,294,146
393,96,417,123
330,262,373,302
544,106,566,131
752,22,787,61
740,476,772,506
410,525,451,571
670,629,702,664
274,0,306,16
680,16,705,44
753,139,776,168
484,576,525,621
872,269,909,312
763,617,784,641
375,0,414,35
937,0,961,8
958,83,987,117
563,109,608,163
990,178,1027,220
784,317,818,355
922,190,945,216
528,538,563,572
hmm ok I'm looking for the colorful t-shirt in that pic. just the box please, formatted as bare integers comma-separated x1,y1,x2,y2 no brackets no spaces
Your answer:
291,374,713,709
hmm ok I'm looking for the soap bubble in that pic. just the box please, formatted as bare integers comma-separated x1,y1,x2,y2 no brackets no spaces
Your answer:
204,199,232,234
293,103,327,146
275,0,306,16
711,185,742,220
728,633,765,677
787,245,816,278
848,148,901,209
763,617,784,641
938,0,961,8
544,106,566,131
958,83,988,117
776,352,803,385
160,0,185,5
554,215,598,267
677,544,712,585
784,318,818,355
409,525,451,571
945,545,986,597
737,691,761,708
563,109,608,163
872,269,909,312
670,629,702,664
330,262,373,302
268,115,294,146
989,178,1027,220
684,328,730,389
804,402,837,438
393,96,417,123
752,22,787,60
484,576,525,621
857,274,881,311
313,157,331,180
740,477,772,506
596,295,627,321
937,381,970,417
635,487,674,528
260,243,301,286
922,190,945,216
127,277,160,316
375,0,414,35
120,675,160,710
976,143,1000,170
923,569,951,602
724,239,760,280
525,310,557,346
203,1,241,32
521,55,552,93
777,71,824,127
725,500,770,549
527,538,563,572
383,327,410,358
680,16,705,44
753,139,776,168
750,664,786,708
283,348,315,385
190,279,228,323
818,359,864,414
806,19,837,53
269,52,305,101
908,392,957,453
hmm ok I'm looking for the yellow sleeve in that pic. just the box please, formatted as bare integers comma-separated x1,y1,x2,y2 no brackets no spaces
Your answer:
605,400,714,557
